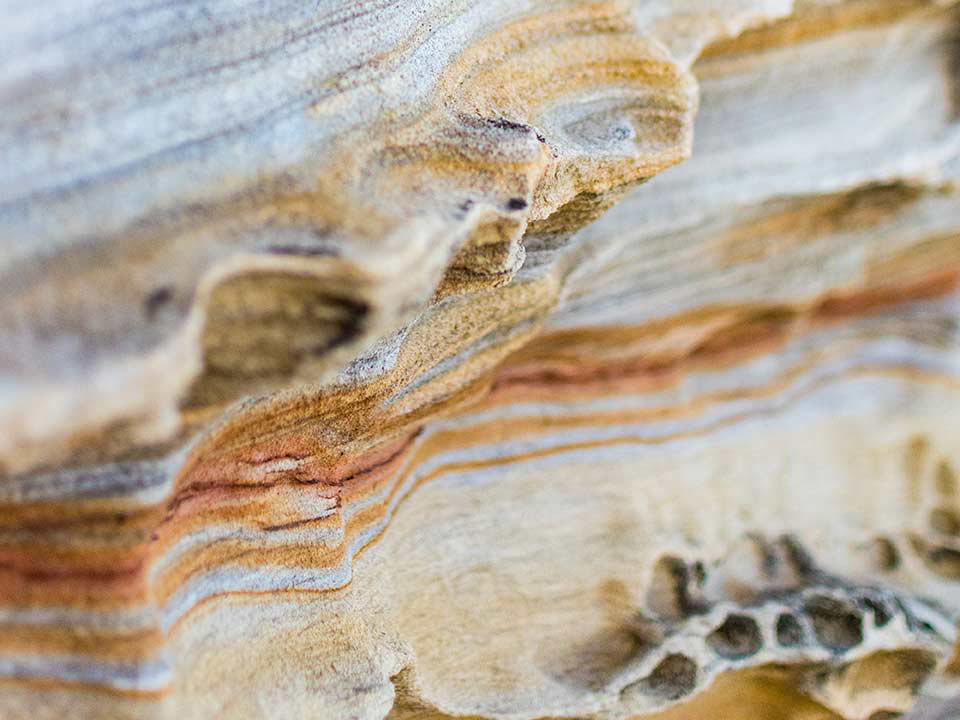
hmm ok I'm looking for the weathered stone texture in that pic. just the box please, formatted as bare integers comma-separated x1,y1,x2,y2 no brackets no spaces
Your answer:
0,1,959,718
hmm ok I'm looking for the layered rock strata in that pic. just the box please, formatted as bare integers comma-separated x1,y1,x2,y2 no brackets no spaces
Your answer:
1,1,959,718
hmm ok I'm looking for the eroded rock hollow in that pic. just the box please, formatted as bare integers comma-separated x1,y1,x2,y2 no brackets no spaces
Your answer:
1,1,959,718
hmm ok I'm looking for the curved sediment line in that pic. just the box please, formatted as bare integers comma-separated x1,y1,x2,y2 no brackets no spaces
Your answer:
0,0,699,477
2,2,960,716
0,286,959,692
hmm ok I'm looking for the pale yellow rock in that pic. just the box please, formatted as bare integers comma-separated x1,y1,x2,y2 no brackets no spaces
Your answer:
0,1,958,719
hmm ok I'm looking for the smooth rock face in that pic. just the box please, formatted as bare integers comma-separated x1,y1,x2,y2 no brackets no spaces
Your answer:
1,1,959,718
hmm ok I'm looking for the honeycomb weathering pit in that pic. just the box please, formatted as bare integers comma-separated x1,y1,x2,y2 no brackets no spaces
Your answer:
1,1,959,718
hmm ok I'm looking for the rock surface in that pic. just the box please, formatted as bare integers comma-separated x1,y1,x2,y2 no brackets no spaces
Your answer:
1,1,959,718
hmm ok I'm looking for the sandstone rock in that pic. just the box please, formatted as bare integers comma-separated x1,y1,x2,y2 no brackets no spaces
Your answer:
0,1,958,718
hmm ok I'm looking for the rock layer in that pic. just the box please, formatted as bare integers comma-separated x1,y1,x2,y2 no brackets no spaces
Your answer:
1,1,959,718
